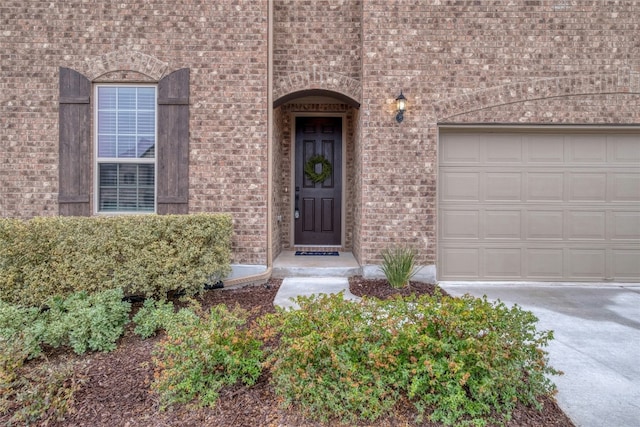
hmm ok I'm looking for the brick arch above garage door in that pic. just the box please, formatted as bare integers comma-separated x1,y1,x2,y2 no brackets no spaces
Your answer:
433,70,640,122
437,128,640,282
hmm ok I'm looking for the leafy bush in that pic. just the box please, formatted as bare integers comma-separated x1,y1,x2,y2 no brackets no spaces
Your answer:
0,301,48,359
132,298,178,339
43,288,131,354
0,289,131,358
0,214,233,306
264,292,559,426
0,339,83,425
152,304,264,409
380,246,419,288
261,294,401,423
132,298,201,339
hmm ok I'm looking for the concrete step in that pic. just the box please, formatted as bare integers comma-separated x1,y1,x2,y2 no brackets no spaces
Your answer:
272,251,361,278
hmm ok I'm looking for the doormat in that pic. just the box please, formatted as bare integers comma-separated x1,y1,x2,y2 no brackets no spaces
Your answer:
295,251,339,256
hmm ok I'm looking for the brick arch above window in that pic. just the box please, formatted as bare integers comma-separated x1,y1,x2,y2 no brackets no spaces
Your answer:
85,49,169,82
434,69,640,122
274,70,362,107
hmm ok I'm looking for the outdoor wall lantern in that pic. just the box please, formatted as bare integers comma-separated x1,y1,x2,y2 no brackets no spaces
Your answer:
395,90,407,123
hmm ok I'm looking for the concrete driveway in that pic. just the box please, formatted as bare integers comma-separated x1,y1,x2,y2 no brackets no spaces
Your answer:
439,283,640,427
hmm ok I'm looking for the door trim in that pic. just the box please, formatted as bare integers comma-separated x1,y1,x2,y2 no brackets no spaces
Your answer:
290,113,347,247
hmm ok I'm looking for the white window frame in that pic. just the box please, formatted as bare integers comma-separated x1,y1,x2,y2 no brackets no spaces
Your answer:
94,84,158,214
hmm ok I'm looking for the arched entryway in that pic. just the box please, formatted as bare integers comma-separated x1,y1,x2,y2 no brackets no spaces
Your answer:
272,90,360,260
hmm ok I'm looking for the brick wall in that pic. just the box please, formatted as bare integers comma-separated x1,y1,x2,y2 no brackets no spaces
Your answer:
0,0,269,265
273,0,362,85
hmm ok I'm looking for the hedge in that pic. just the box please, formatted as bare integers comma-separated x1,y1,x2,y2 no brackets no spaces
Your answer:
0,214,232,306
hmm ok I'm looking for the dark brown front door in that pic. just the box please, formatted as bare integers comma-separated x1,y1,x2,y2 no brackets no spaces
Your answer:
294,117,342,246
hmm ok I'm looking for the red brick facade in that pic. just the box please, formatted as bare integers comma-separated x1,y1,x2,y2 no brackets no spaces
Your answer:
2,1,639,272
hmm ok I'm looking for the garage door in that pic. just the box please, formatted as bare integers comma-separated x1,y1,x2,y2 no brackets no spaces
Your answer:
438,129,640,282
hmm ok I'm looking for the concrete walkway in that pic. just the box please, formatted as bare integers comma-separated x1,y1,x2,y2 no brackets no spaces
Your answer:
273,277,640,427
273,277,360,310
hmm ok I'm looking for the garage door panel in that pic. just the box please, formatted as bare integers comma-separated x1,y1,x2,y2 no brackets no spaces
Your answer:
440,248,479,277
439,130,640,282
568,172,607,201
612,249,640,280
568,211,606,240
611,212,640,240
484,248,522,277
567,134,607,163
568,249,606,279
527,211,564,239
441,210,479,239
525,134,565,163
484,134,523,163
440,172,480,201
609,135,640,164
441,134,480,164
485,210,521,239
611,173,640,201
527,249,564,279
527,172,564,201
486,173,522,201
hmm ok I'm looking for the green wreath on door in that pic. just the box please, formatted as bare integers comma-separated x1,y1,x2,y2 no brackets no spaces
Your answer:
304,154,333,183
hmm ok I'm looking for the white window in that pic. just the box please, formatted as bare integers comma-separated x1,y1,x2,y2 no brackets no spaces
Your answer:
95,86,156,213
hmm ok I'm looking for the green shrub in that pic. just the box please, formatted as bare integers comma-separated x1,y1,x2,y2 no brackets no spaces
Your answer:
132,298,201,339
380,246,420,288
152,304,264,409
0,339,83,425
0,214,233,306
0,301,48,359
133,298,178,339
264,293,559,426
0,289,130,358
42,288,131,354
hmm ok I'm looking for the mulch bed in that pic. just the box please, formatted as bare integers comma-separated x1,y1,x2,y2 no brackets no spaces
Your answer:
6,277,574,427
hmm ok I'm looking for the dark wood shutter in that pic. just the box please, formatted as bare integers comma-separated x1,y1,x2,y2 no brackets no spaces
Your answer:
58,67,91,216
157,68,190,214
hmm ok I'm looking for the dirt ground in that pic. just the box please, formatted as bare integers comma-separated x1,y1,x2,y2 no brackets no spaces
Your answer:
7,278,574,427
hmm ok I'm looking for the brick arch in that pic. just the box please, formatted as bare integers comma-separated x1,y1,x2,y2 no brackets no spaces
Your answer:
274,69,362,107
433,68,640,121
84,48,168,81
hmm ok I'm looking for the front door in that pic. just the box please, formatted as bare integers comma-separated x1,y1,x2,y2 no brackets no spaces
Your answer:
294,117,342,246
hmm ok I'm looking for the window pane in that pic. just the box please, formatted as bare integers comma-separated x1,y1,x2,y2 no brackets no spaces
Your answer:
138,88,155,110
138,137,155,158
117,87,136,109
117,110,136,134
139,164,155,186
98,111,116,134
119,164,138,186
118,135,136,158
139,188,155,210
98,87,116,109
137,111,154,134
98,134,117,157
119,188,137,209
99,188,118,211
99,163,117,186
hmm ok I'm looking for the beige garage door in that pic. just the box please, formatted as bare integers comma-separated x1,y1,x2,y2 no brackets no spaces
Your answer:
438,129,640,282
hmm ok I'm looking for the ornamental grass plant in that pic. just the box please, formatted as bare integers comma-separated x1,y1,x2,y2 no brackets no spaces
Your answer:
380,246,420,288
